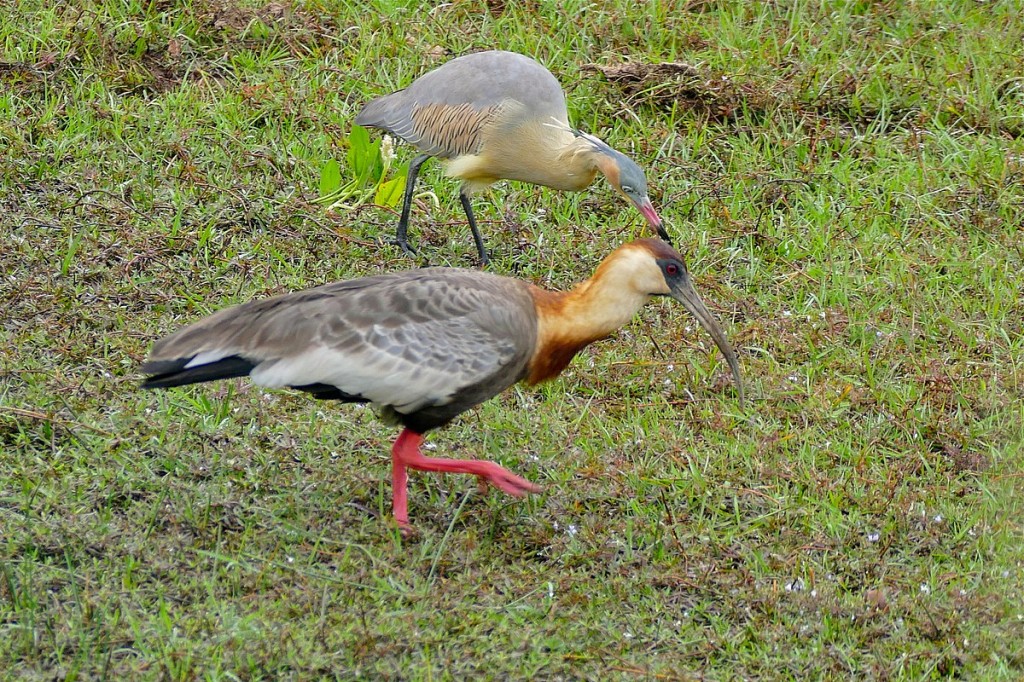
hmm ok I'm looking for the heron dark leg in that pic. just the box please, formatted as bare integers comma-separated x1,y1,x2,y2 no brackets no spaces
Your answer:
459,192,489,266
390,428,540,529
395,154,431,258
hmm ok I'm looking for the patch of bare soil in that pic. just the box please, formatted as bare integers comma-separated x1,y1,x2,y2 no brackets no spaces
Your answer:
133,0,338,93
584,61,776,123
586,60,1023,138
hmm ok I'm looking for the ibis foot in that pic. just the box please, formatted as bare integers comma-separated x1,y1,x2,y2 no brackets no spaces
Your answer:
475,466,541,498
397,520,420,540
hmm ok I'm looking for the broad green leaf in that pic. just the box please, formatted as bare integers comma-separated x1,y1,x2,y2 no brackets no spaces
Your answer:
348,125,384,185
348,124,370,160
375,174,407,209
319,159,342,197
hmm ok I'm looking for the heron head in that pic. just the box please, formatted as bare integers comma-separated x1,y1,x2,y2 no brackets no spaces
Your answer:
577,131,668,243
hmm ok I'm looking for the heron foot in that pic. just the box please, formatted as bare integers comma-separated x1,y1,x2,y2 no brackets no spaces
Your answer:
388,236,419,259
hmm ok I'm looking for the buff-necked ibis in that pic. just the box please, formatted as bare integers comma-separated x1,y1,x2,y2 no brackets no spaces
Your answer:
141,239,742,532
355,50,666,265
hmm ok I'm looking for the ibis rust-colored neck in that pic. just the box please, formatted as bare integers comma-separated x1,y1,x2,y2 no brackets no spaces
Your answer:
525,261,652,385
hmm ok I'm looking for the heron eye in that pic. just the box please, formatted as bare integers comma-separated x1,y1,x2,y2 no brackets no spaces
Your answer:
665,263,679,276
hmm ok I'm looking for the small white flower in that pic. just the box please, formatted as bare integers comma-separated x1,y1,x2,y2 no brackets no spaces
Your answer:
381,135,396,162
919,584,930,594
867,532,880,542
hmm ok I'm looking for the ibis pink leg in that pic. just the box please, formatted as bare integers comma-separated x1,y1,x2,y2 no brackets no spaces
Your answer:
389,428,541,528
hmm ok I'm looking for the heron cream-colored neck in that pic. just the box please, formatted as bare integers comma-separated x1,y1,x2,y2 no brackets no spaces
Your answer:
447,122,606,193
551,135,617,191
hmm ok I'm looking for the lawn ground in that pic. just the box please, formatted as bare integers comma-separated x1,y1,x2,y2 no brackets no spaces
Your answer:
2,0,1023,679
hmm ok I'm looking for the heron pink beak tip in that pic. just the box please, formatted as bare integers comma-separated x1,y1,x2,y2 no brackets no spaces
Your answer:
637,201,660,227
637,201,668,242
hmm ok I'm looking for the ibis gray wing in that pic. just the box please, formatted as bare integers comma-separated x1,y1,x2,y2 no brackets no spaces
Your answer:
143,269,538,415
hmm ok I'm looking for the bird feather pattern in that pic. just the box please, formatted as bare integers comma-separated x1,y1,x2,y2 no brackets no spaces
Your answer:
355,51,568,160
143,269,538,429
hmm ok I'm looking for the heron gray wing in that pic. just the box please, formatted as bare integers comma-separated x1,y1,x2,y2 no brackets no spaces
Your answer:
355,51,570,158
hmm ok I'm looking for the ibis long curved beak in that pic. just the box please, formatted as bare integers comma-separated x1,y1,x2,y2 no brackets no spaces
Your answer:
635,197,671,244
669,275,745,408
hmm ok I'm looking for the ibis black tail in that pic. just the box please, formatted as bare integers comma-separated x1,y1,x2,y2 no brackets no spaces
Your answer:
141,356,256,389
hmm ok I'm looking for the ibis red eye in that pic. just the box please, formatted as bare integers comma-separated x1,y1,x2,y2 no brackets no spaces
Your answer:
665,263,679,276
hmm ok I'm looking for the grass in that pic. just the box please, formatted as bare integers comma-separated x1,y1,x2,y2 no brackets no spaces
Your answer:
2,0,1023,678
